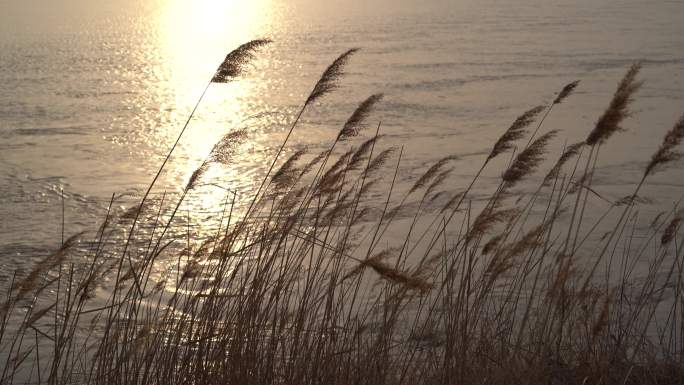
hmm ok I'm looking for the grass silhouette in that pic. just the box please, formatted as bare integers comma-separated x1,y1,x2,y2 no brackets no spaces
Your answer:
1,41,684,385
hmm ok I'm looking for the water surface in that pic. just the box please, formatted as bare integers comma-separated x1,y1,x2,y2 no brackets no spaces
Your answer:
1,0,684,275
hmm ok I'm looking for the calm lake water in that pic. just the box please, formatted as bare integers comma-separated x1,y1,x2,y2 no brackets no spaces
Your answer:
1,0,684,276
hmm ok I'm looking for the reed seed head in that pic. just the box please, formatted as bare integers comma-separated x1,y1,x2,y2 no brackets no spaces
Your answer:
503,130,558,189
367,147,397,175
348,136,382,171
586,63,642,146
211,39,272,83
409,155,458,195
305,48,359,106
272,148,307,192
543,141,584,186
210,129,248,165
645,114,684,176
488,105,546,161
553,80,580,104
338,94,384,141
661,209,684,246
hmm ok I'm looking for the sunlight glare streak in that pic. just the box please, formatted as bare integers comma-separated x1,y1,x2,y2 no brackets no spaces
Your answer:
157,0,273,228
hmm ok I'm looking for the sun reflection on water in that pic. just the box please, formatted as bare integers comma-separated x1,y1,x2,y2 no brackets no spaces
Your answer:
151,0,279,224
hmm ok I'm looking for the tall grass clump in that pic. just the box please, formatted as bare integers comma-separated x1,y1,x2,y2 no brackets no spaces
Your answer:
1,41,684,385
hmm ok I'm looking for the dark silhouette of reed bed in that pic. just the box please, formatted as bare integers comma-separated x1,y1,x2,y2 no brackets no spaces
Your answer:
1,40,684,385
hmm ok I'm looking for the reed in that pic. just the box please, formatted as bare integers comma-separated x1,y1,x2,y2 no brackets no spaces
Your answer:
2,44,684,385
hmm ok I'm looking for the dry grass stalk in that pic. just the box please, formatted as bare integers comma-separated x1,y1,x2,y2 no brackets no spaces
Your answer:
25,302,56,328
650,211,665,229
568,171,594,195
4,53,684,385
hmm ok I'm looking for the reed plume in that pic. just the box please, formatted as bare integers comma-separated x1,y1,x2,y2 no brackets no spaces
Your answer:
185,129,249,192
485,221,550,287
120,261,145,283
25,302,56,328
362,258,431,292
305,48,359,106
482,233,504,255
366,147,397,175
591,291,613,339
348,136,382,170
338,94,384,140
12,233,81,299
428,190,447,203
342,249,432,292
502,223,544,259
614,194,650,206
466,206,519,243
345,249,390,274
553,80,581,105
211,39,272,83
318,149,354,194
185,161,210,192
272,148,307,191
502,130,558,188
299,151,327,178
240,48,358,221
424,168,453,198
645,114,684,176
548,255,576,301
440,191,464,214
210,129,248,165
543,141,584,186
488,105,546,161
124,40,270,278
586,63,642,146
409,155,458,194
661,209,684,246
484,248,515,279
121,200,152,220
